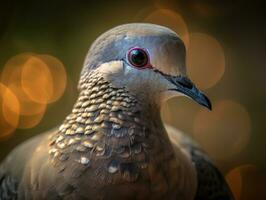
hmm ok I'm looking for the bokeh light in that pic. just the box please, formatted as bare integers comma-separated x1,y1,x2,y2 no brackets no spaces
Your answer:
21,54,67,104
161,97,199,134
226,165,266,200
1,54,47,114
226,165,244,200
0,83,20,139
143,8,190,48
187,33,225,89
7,83,46,116
1,53,35,84
36,54,67,103
21,56,54,104
17,111,46,129
0,53,67,129
193,100,251,161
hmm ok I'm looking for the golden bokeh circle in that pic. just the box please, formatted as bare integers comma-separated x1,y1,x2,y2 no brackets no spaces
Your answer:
193,100,251,161
0,83,20,139
1,53,49,129
1,53,35,84
36,54,67,103
17,111,46,129
226,166,244,200
21,56,54,104
20,54,67,104
1,53,67,129
143,8,190,48
1,54,47,116
7,83,47,116
225,165,266,200
187,33,225,89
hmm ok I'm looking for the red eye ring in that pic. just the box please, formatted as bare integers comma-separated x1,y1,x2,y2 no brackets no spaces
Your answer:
126,47,152,69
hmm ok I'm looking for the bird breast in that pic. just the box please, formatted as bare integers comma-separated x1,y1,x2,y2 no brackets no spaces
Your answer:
46,70,195,199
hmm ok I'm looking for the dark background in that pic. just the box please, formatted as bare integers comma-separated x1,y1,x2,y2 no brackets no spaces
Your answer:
0,0,265,199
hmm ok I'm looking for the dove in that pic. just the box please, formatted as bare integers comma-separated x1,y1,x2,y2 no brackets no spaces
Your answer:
0,23,234,200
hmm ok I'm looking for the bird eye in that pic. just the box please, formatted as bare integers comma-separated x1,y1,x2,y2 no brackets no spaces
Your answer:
127,47,150,69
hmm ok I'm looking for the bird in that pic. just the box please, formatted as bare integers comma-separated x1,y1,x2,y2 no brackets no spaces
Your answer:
0,23,234,200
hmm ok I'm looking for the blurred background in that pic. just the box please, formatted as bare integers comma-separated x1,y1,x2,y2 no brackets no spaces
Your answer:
0,0,265,199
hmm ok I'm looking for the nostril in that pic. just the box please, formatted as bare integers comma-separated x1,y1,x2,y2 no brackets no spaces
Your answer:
176,77,193,89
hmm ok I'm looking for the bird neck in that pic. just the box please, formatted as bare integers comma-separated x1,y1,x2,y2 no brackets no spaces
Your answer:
50,70,170,158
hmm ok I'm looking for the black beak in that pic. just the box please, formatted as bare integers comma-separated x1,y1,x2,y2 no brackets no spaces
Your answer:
165,75,212,110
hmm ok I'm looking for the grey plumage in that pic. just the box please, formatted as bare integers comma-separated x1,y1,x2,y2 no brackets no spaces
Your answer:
0,173,17,199
82,24,186,76
167,125,234,200
0,23,234,199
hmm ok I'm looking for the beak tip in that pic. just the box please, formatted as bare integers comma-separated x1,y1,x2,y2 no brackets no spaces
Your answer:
201,94,212,111
207,103,212,111
164,75,212,110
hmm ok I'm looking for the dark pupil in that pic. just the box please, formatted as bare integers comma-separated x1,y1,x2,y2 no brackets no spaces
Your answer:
130,49,147,67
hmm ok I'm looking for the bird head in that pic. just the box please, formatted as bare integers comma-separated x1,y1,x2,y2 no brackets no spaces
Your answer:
80,23,211,110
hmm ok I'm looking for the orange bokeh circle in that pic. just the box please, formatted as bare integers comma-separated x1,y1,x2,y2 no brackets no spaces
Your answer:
143,8,190,48
21,54,67,104
1,53,67,129
187,33,225,89
0,83,20,138
193,100,251,161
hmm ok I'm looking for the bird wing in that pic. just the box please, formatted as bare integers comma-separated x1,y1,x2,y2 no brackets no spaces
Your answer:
0,124,234,200
0,129,65,200
0,168,17,200
0,131,46,200
0,137,38,199
165,124,235,200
